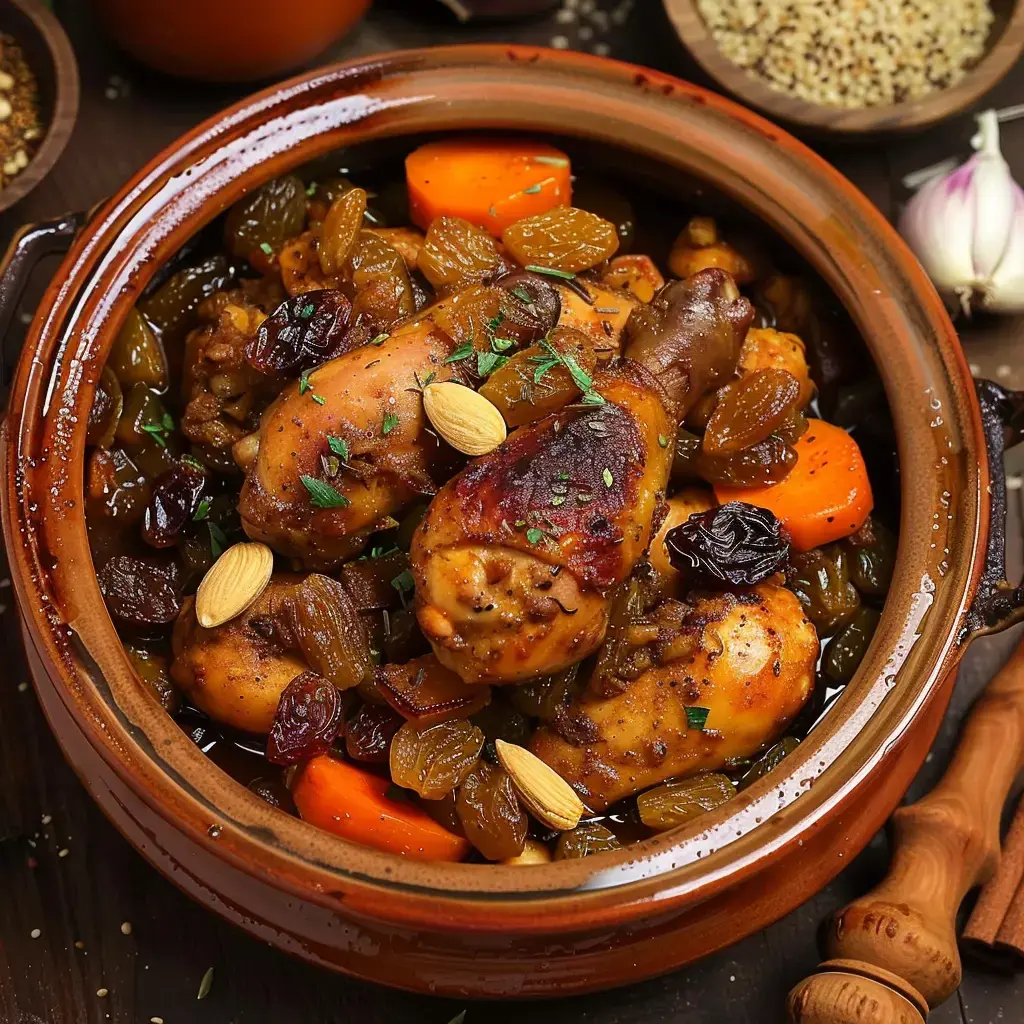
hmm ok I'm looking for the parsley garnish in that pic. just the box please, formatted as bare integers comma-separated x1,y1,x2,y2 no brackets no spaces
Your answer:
477,350,509,378
298,370,312,395
327,436,350,461
512,285,533,304
658,434,669,448
602,468,614,487
382,412,400,435
686,706,710,731
445,343,474,364
581,391,606,406
413,370,437,391
258,242,273,257
192,498,211,522
486,311,504,335
533,155,569,167
551,495,565,507
491,336,514,353
523,183,543,194
391,569,415,595
306,182,318,196
181,454,204,471
525,527,547,545
370,332,390,346
208,521,228,558
532,337,604,404
300,475,350,508
311,394,326,405
525,264,576,280
299,302,315,319
140,412,174,448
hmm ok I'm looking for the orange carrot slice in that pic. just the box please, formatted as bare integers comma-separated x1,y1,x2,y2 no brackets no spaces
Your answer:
406,137,572,235
714,418,873,551
292,755,470,862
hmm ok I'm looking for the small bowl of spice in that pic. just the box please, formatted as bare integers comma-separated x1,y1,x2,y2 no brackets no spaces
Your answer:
663,0,1024,133
0,0,77,212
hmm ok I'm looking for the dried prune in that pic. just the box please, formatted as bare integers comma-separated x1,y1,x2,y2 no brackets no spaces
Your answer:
291,574,374,691
824,606,880,683
124,644,180,713
377,655,491,725
225,174,307,266
554,821,621,859
266,671,343,765
346,702,404,763
389,718,484,799
493,270,561,339
787,544,860,636
637,773,736,830
696,435,797,488
456,760,527,861
318,187,367,275
98,554,182,626
666,502,789,590
703,368,802,454
87,367,123,449
419,216,501,292
502,206,619,273
107,308,168,392
246,290,352,376
738,736,800,790
841,517,896,597
141,460,208,548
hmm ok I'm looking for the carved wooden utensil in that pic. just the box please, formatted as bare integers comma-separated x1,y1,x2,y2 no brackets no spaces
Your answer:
786,636,1024,1023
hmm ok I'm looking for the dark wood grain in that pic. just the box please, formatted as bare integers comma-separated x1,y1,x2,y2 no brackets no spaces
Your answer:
1,2,1023,1022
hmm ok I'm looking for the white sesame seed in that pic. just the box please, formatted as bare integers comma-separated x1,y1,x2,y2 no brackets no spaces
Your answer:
30,928,40,939
17,681,27,692
96,988,108,998
58,848,69,858
41,814,51,825
150,1018,164,1024
120,922,132,935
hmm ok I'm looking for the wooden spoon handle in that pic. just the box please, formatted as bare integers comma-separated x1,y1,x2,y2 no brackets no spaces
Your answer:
786,638,1024,1022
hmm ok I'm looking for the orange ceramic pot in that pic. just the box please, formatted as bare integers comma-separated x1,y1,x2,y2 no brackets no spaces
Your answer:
2,46,1021,997
90,0,371,82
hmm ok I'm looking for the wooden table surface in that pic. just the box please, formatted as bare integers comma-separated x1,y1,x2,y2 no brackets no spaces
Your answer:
1,2,1023,1022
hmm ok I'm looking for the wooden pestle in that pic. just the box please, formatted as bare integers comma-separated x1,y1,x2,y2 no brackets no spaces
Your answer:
786,637,1024,1023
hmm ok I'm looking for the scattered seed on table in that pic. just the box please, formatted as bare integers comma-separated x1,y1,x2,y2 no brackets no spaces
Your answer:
30,928,40,939
120,921,132,935
96,988,108,998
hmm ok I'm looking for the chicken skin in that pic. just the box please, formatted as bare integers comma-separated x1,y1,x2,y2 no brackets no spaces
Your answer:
412,269,753,684
530,583,818,809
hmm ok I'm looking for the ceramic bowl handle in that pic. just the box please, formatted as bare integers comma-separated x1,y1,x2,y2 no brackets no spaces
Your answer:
961,378,1024,642
0,212,84,394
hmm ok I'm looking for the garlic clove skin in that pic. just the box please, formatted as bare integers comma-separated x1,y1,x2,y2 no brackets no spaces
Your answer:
982,183,1024,313
969,111,1015,283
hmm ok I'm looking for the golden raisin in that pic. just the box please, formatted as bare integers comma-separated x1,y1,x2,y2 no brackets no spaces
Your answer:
318,187,367,275
502,206,619,273
456,760,527,861
419,216,501,292
389,718,484,799
703,368,802,454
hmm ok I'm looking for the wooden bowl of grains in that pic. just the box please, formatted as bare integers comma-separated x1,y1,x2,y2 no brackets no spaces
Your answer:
664,0,1024,133
0,0,77,213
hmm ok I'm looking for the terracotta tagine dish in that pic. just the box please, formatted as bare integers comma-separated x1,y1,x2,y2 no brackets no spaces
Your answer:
2,46,1022,997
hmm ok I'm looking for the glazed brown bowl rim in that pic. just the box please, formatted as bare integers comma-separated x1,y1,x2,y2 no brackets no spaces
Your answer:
3,45,984,932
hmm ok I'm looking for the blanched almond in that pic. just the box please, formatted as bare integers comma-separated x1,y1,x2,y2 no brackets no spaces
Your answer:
423,381,506,456
495,739,584,831
195,541,274,628
501,838,552,866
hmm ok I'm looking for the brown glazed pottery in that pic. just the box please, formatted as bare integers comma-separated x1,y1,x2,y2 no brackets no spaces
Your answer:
1,46,1021,997
89,0,371,82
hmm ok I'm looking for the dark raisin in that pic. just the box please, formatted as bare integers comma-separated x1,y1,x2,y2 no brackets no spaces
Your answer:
98,554,182,626
141,461,208,548
696,435,797,488
266,671,343,766
665,501,789,590
786,544,861,636
345,702,404,763
493,270,561,340
225,174,308,266
246,289,352,376
823,606,880,683
841,517,896,597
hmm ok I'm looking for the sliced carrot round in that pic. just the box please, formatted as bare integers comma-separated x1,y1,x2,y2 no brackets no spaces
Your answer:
292,754,470,862
406,136,572,235
714,418,873,551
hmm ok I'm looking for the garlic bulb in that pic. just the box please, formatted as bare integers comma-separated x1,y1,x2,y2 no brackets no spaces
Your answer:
898,110,1024,315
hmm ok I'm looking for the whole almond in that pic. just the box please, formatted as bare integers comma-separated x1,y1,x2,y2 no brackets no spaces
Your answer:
195,541,274,628
495,739,585,831
501,838,552,866
423,381,506,456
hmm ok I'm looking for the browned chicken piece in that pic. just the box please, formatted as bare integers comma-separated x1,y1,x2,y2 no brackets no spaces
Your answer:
171,577,306,734
649,487,715,591
238,322,460,566
531,583,818,809
738,327,814,408
412,269,753,684
601,254,665,304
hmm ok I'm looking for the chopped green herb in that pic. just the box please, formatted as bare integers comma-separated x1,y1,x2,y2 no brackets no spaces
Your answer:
445,343,474,364
533,155,569,167
522,183,543,195
602,468,614,488
491,336,514,353
298,370,312,395
525,264,576,280
658,434,669,448
477,350,509,378
181,454,204,471
581,391,606,406
370,332,390,346
365,543,401,559
259,242,274,257
300,475,350,509
140,411,174,448
299,302,315,319
192,498,211,522
382,411,400,435
551,495,566,507
208,521,228,558
311,393,326,405
486,311,505,335
525,527,546,545
306,181,318,196
448,1013,467,1024
512,285,533,304
594,306,620,314
557,471,570,480
686,706,710,731
515,519,527,528
391,569,415,595
533,337,602,405
197,966,215,1001
327,435,350,461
